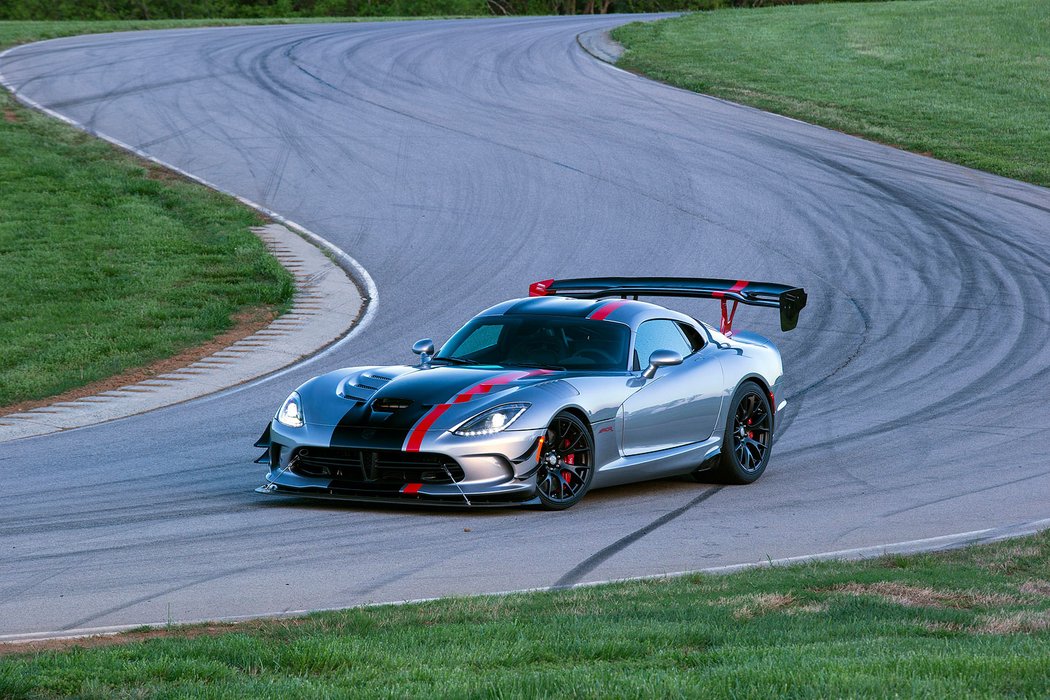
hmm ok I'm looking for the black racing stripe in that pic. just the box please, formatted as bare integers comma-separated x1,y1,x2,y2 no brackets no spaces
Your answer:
504,297,602,317
328,425,412,451
329,367,510,449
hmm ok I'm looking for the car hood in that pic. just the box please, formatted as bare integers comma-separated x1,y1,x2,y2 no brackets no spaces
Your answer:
294,365,579,445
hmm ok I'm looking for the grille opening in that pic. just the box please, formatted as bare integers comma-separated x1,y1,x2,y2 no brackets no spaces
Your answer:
291,447,465,486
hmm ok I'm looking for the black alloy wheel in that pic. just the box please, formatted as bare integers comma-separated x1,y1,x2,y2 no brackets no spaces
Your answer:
536,412,594,510
712,381,773,484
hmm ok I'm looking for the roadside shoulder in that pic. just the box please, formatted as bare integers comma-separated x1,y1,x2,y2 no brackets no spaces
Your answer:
576,27,624,64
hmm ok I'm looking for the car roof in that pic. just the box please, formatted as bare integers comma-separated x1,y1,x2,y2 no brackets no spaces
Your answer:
478,296,702,330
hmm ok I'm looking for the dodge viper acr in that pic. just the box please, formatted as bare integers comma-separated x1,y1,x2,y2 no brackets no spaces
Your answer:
254,277,806,509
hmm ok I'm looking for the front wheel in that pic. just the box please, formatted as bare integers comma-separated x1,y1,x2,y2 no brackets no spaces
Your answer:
712,381,773,484
536,412,594,510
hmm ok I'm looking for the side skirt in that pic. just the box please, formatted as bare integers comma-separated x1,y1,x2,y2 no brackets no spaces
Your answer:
591,436,722,489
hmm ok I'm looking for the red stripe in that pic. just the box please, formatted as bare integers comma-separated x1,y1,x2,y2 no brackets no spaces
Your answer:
712,279,749,299
405,403,451,452
588,300,628,321
457,371,526,397
402,483,422,495
403,369,556,451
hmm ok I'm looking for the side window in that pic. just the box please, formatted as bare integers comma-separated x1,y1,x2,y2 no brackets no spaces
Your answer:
454,324,502,358
677,322,706,353
633,320,693,370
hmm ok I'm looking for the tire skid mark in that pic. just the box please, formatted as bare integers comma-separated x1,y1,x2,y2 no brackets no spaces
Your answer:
553,486,723,589
768,142,1050,464
59,561,264,631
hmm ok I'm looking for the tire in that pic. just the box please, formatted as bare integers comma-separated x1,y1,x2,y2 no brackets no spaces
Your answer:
536,412,595,510
710,380,773,484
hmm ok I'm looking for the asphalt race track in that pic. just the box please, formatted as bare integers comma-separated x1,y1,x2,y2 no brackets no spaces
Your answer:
2,16,1049,638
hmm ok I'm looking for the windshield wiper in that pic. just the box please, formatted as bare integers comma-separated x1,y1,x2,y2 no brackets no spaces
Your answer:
431,357,480,365
503,362,566,371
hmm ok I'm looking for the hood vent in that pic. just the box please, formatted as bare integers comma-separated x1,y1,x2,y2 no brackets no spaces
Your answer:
354,373,393,391
339,372,395,401
372,398,413,411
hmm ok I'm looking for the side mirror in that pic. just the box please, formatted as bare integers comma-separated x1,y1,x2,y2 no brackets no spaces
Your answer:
412,338,435,367
642,349,683,379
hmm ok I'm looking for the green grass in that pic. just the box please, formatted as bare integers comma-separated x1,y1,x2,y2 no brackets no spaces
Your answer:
2,531,1049,698
613,0,1050,187
0,21,306,406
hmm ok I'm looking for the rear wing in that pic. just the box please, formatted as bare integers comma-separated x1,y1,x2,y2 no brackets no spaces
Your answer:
528,277,807,334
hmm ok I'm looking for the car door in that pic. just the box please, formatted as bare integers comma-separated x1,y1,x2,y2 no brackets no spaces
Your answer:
620,319,724,456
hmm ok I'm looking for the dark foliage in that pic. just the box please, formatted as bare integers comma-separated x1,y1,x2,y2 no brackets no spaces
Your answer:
0,0,880,21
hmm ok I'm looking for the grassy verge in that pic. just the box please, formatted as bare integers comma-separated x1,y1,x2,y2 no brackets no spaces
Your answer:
2,531,1048,697
613,0,1050,187
0,21,307,406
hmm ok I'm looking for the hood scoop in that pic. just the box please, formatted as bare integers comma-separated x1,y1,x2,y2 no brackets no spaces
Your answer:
339,372,394,401
355,373,393,391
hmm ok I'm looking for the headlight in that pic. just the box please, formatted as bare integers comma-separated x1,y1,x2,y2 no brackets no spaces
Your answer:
277,391,305,428
452,403,530,436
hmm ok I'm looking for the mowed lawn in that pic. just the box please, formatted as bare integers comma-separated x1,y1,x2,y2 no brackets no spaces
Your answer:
0,22,296,407
613,0,1050,187
1,530,1048,698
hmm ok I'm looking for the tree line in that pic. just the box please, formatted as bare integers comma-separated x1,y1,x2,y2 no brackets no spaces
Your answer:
0,0,844,21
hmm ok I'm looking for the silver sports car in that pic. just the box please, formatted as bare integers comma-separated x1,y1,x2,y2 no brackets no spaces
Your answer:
254,277,806,509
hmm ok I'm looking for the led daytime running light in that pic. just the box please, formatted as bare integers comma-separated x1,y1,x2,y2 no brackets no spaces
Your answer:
452,403,529,436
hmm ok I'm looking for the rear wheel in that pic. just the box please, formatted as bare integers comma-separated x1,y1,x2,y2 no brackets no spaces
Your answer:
536,412,594,510
708,381,773,484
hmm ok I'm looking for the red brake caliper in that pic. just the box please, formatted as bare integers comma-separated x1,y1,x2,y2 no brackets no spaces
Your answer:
562,449,574,483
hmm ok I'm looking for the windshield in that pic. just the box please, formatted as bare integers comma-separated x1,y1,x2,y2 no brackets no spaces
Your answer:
436,315,630,371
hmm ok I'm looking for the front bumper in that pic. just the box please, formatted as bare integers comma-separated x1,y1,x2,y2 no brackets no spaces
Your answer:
255,480,538,507
258,422,545,507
